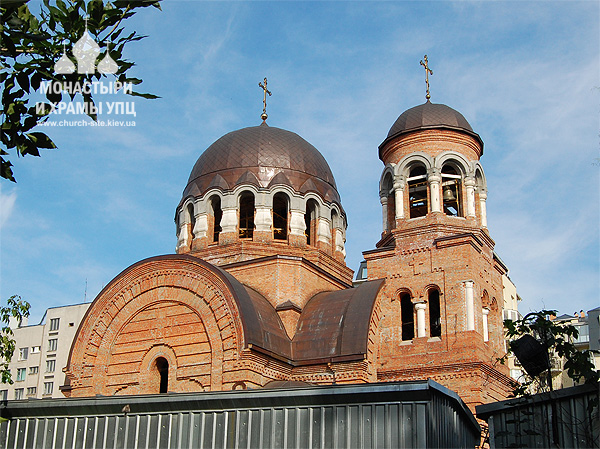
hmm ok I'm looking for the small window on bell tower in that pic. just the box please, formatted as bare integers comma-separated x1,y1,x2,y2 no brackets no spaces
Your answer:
400,292,415,341
408,166,427,218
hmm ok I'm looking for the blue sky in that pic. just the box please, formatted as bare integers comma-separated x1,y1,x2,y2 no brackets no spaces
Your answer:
1,1,598,323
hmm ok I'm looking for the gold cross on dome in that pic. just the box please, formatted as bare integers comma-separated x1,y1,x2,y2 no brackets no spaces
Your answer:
420,55,433,100
259,77,272,121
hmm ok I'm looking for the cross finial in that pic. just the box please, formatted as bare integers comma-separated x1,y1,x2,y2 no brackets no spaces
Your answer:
420,55,433,100
258,77,272,121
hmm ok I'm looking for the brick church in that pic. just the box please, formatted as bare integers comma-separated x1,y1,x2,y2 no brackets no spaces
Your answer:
63,78,514,410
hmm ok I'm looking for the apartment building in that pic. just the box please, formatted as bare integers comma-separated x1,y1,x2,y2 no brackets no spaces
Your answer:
1,302,90,400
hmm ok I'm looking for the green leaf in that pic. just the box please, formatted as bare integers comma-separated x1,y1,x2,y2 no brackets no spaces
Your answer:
26,132,56,149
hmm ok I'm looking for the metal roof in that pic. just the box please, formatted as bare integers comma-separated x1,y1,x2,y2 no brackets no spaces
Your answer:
182,123,341,204
379,101,484,156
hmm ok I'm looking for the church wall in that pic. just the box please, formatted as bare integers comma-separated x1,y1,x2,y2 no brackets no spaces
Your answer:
380,129,482,165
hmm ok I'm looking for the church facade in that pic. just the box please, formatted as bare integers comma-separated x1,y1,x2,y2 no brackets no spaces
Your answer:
63,90,514,410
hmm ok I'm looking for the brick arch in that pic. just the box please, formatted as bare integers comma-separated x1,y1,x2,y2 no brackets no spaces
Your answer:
65,255,245,397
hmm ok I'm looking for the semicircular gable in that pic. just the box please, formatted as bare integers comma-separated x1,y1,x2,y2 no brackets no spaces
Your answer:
65,254,287,396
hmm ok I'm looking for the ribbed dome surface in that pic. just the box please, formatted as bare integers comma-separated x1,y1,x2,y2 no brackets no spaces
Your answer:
379,101,483,157
182,122,340,203
386,101,474,138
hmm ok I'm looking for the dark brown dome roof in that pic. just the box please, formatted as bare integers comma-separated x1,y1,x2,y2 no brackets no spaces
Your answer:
379,101,483,153
182,122,341,204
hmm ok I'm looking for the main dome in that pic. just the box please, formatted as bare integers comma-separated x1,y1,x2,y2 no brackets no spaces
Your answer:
182,122,340,204
380,101,483,151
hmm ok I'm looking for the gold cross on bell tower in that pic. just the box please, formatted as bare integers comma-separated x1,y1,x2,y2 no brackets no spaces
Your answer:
420,55,433,101
259,77,272,121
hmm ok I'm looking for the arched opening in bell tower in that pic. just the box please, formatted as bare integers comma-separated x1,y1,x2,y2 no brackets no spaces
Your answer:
154,357,169,394
408,166,428,218
382,173,395,231
273,193,289,240
400,292,414,341
239,191,255,239
441,164,462,217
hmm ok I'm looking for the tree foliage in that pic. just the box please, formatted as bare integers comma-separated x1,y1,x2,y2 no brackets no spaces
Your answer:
503,310,599,397
1,0,161,182
0,295,31,384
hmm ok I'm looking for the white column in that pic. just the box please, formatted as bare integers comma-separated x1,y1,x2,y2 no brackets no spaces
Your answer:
428,173,442,213
176,210,189,250
334,228,344,254
220,208,238,234
415,302,427,338
380,196,388,232
289,210,306,236
317,218,331,245
482,307,490,342
254,207,272,233
193,214,209,239
479,192,488,228
394,180,405,219
465,177,476,218
465,281,475,331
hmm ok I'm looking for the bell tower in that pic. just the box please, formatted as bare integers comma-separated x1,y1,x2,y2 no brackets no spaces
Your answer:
366,61,513,407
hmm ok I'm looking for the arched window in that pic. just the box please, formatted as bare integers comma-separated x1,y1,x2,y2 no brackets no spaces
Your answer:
155,357,169,394
429,289,441,337
382,173,395,231
273,193,289,240
211,196,222,243
400,292,414,341
408,166,427,218
239,192,255,239
187,203,195,240
442,164,462,216
304,200,318,246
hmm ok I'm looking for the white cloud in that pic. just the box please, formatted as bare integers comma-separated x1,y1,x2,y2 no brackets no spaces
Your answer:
0,189,17,230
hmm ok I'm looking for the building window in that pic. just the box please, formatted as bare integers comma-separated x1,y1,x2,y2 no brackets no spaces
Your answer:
239,192,255,239
155,357,169,394
29,366,38,375
0,390,7,401
26,387,37,396
43,382,53,395
187,203,195,241
304,200,318,246
14,388,24,400
408,166,428,218
48,338,58,352
49,318,60,331
46,360,56,373
442,164,462,216
273,193,289,240
429,289,442,337
16,368,26,382
18,347,28,361
31,346,40,354
400,292,414,341
211,196,222,243
382,172,395,231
